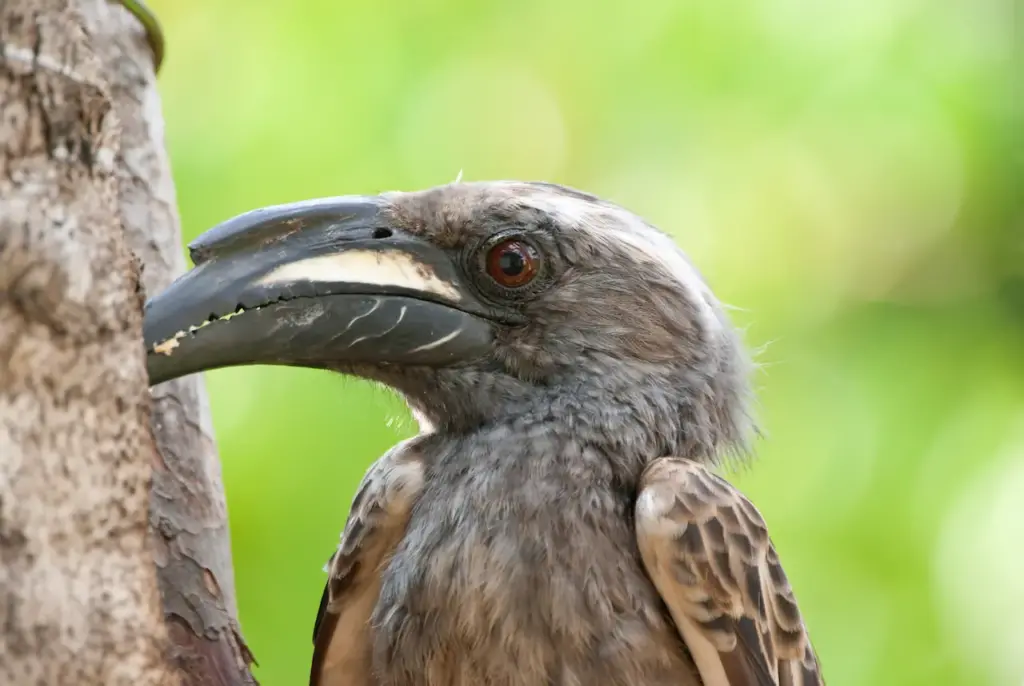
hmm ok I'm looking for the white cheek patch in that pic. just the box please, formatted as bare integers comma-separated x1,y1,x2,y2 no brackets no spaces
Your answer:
534,192,594,226
525,187,723,332
545,194,721,332
608,228,720,331
255,250,462,302
610,229,716,319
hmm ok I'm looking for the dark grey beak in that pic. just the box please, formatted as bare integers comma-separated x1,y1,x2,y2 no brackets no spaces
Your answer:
144,196,494,386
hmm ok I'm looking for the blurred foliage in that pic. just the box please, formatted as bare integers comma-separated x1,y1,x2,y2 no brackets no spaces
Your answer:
147,0,1024,684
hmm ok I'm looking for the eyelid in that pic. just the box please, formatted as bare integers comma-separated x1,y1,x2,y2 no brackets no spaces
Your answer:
463,228,556,305
486,239,539,288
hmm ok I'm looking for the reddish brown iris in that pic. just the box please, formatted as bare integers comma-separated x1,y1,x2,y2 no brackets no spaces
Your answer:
485,239,539,288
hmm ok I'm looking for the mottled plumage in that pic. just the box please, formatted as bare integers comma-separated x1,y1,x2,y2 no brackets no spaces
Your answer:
139,179,823,686
312,437,428,684
636,458,822,686
305,182,824,686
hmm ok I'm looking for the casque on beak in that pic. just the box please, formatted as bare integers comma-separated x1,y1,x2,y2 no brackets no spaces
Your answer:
144,196,494,386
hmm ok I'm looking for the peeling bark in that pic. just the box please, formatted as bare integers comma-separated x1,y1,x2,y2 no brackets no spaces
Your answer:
0,1,177,683
82,3,257,683
0,1,256,684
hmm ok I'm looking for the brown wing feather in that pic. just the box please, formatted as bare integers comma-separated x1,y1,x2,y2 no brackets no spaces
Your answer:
310,441,426,686
635,457,824,686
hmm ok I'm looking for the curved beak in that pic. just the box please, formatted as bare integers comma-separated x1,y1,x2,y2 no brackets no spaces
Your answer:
144,196,494,386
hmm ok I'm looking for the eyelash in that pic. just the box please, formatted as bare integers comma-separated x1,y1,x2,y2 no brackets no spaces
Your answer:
467,231,551,302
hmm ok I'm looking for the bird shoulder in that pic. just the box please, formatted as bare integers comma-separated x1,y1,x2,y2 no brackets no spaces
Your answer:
310,439,427,686
634,457,824,686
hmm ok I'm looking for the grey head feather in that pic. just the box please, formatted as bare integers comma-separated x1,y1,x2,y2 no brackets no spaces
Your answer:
346,180,756,471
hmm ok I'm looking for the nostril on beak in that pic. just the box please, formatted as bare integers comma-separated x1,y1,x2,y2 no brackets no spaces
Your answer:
372,227,393,239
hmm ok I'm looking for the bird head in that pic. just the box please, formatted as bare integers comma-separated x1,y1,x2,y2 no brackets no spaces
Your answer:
145,181,753,462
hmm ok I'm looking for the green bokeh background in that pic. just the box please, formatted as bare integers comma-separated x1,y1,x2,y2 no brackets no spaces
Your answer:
147,1,1024,684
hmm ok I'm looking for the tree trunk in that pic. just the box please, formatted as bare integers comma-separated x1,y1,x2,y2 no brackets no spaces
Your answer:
0,1,257,684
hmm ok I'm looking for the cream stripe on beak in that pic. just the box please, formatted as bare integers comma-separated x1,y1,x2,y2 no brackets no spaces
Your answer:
256,250,463,302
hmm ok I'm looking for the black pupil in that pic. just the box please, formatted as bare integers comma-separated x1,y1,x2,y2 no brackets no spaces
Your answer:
498,247,525,276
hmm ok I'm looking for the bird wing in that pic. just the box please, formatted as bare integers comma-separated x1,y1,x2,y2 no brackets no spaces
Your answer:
635,457,824,686
310,443,426,686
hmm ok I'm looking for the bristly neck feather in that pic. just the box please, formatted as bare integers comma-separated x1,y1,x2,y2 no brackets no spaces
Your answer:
348,355,755,482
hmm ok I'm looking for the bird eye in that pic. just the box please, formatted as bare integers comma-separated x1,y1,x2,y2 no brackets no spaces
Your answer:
485,239,540,288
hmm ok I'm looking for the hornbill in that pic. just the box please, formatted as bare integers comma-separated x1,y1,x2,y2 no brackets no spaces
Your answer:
144,181,825,686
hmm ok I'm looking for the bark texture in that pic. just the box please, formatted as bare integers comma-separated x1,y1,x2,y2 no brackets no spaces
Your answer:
81,3,257,684
0,1,256,684
0,1,176,683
